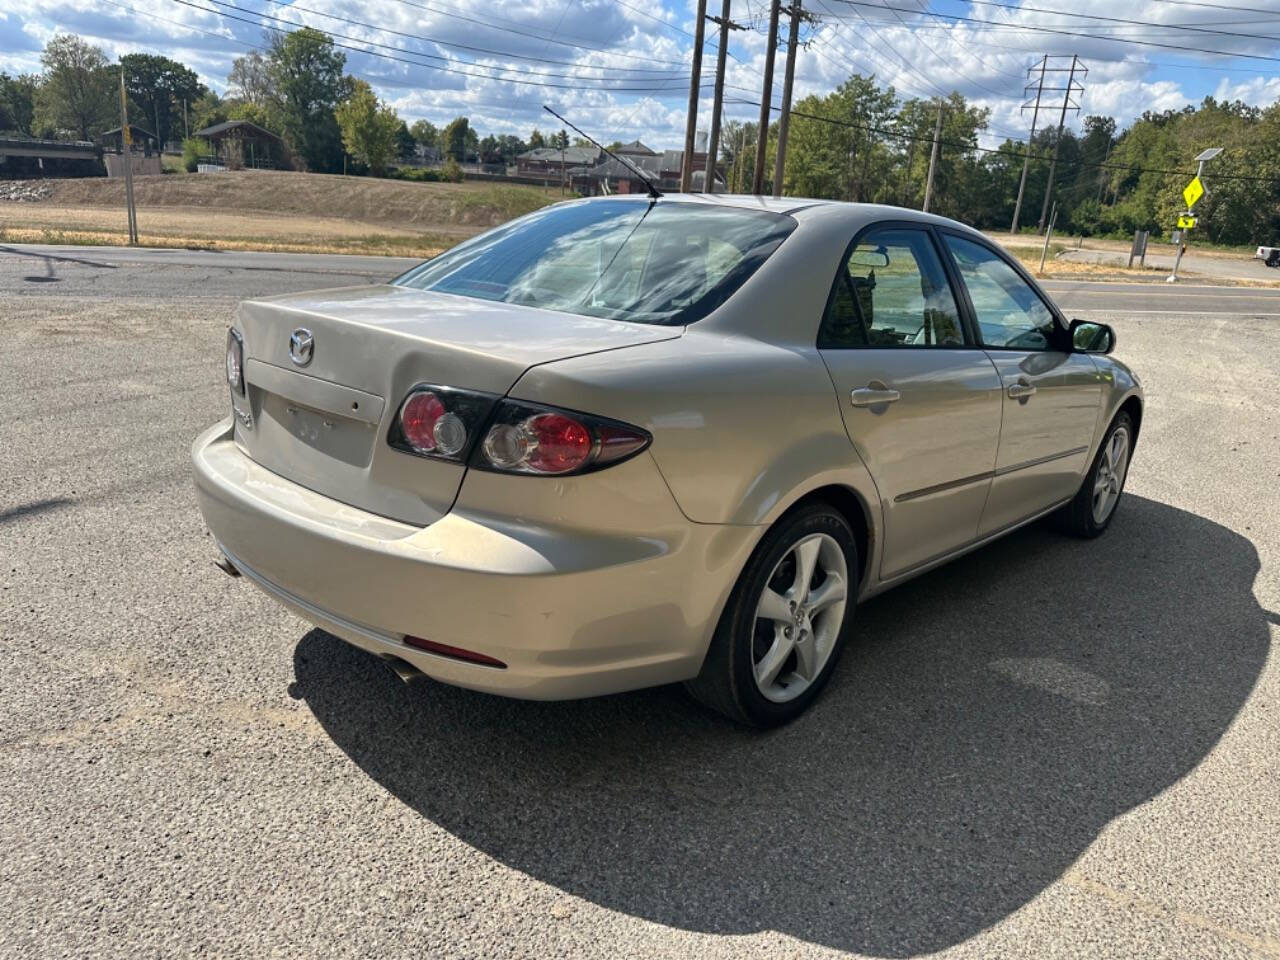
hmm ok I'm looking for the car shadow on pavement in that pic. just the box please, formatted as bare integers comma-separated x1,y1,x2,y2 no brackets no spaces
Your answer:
292,494,1268,956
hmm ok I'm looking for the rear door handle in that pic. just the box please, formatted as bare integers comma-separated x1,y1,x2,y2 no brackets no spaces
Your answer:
851,385,901,407
1007,379,1037,400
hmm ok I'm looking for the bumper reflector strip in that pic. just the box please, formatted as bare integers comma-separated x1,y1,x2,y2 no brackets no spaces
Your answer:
403,635,507,669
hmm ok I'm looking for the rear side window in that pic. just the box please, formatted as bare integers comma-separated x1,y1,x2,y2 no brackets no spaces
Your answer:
394,199,795,326
819,227,965,348
943,234,1058,350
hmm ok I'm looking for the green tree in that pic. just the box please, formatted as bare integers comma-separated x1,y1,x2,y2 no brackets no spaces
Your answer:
267,27,349,173
409,118,437,152
227,51,272,105
442,116,471,161
528,127,546,150
34,34,116,140
334,78,400,176
120,53,204,145
782,75,897,201
0,73,38,135
394,120,415,162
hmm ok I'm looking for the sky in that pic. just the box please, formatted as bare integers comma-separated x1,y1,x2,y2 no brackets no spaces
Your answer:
4,0,1280,150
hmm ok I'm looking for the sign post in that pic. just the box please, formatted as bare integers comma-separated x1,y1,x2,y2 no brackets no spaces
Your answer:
1167,148,1221,283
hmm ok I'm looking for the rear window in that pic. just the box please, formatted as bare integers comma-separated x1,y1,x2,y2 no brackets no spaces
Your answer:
393,199,796,326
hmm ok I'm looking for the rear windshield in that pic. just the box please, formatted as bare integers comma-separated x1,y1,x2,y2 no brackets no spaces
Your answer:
393,198,796,326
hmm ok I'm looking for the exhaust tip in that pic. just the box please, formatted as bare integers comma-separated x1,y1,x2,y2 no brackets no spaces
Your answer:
214,555,241,578
383,655,427,684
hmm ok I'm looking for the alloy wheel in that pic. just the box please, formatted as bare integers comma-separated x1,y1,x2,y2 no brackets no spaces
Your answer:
1092,425,1130,524
751,533,849,703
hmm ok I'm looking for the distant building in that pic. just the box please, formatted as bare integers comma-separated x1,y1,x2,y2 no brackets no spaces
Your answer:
569,148,722,196
515,145,601,177
99,125,162,177
99,125,159,157
190,120,287,170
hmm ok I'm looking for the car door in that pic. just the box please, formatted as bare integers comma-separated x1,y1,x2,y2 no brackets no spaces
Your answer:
939,232,1102,537
818,224,1004,580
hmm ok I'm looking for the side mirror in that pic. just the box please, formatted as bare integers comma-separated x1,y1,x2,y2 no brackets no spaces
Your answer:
1069,318,1115,354
849,245,890,268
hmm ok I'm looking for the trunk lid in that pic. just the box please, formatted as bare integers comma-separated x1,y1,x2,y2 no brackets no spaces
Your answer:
231,284,679,525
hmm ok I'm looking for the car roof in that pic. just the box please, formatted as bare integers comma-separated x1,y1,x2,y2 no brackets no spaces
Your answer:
575,192,977,232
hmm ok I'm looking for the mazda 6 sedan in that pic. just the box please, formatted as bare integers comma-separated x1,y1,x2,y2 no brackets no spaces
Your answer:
193,195,1142,726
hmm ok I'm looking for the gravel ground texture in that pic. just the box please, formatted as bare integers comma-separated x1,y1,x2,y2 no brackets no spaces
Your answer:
1,246,1278,959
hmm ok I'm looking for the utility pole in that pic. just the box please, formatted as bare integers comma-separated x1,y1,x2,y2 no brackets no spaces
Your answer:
1011,54,1047,234
922,97,943,213
704,0,745,193
118,67,138,246
752,0,781,195
772,0,803,198
1039,54,1085,234
681,0,709,193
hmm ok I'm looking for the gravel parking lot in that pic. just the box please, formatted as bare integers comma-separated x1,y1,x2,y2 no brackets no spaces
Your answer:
2,245,1278,958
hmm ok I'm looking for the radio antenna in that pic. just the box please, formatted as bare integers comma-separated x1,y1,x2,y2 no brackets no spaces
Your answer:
542,104,662,201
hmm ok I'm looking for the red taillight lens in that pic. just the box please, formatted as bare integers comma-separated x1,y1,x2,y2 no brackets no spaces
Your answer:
473,401,650,476
400,390,446,452
526,413,591,474
390,385,496,461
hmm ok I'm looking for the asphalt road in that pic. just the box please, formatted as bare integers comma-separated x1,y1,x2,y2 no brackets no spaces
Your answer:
3,248,1279,958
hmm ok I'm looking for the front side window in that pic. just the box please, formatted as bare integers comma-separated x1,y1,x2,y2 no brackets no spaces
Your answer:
393,199,795,326
819,227,964,348
943,235,1058,350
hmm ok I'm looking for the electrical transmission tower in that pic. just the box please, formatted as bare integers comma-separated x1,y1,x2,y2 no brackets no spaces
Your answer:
1011,55,1084,235
1037,54,1085,234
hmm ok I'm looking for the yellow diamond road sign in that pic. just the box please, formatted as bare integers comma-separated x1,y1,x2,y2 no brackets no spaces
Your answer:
1183,176,1205,209
1177,214,1197,229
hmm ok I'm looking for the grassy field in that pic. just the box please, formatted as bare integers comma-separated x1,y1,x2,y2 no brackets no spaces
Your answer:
0,170,562,256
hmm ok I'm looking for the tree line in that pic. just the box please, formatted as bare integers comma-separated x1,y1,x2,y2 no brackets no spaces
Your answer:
734,74,1280,246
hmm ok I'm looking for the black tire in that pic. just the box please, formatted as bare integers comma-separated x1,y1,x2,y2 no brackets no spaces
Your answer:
685,503,859,727
1054,411,1134,538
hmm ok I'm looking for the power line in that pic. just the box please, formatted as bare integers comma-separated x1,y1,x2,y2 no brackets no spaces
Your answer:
235,0,687,77
824,0,1280,63
166,0,721,91
611,0,744,62
948,0,1280,44
378,0,689,66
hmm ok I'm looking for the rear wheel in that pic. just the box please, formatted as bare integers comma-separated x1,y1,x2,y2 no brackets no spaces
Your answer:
1055,412,1133,538
686,503,858,727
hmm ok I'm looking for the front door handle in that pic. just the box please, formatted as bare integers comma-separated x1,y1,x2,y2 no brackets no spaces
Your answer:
1007,379,1037,400
851,384,902,407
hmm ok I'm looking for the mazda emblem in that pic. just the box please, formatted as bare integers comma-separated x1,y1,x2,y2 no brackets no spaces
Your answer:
289,327,314,367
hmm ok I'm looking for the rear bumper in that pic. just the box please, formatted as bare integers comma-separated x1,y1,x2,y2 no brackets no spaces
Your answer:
191,421,756,699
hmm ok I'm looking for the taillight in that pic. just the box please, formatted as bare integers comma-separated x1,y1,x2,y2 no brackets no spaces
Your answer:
387,385,500,463
226,328,245,396
388,387,650,476
473,400,650,476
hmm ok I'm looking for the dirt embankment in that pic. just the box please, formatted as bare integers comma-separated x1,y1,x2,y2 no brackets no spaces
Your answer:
44,170,557,232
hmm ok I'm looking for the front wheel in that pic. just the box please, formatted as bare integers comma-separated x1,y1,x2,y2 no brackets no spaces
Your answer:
1055,412,1133,538
686,503,859,727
